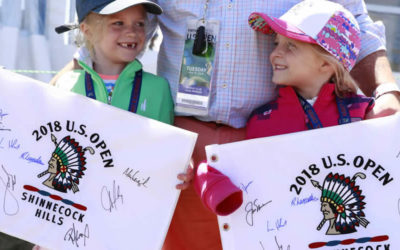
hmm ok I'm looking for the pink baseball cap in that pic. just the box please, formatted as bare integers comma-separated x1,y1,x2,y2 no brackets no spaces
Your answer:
248,0,361,71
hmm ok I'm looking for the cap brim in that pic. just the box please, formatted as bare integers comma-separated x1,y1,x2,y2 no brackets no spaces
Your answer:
248,12,317,44
55,0,163,34
55,23,79,34
97,0,163,15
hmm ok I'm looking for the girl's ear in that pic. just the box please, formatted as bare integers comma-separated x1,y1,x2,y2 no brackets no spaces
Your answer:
320,60,334,74
318,59,336,84
80,22,92,39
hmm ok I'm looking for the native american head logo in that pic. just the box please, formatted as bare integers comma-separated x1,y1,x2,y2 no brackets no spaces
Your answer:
37,134,94,193
311,172,369,235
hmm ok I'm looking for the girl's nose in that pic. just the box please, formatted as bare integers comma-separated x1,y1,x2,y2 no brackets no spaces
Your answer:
272,43,285,56
126,26,137,36
126,31,136,38
270,46,281,62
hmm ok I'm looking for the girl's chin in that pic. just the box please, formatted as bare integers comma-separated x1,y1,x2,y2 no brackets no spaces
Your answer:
271,79,287,85
117,57,138,63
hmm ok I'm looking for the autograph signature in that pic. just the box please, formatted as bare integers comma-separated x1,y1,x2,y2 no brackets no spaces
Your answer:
123,168,150,188
245,198,272,226
64,223,89,247
20,152,44,165
101,180,124,212
0,109,11,131
0,164,19,215
0,109,8,119
8,139,20,150
240,181,253,194
267,218,288,232
274,235,291,250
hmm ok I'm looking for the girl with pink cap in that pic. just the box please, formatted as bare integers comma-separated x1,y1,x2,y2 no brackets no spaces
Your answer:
246,0,379,138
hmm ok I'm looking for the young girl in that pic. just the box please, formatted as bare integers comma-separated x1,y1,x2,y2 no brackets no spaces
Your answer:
54,0,174,125
31,1,174,250
194,0,382,216
246,0,375,138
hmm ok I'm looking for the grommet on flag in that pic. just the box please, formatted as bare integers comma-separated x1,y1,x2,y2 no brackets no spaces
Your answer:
211,154,218,162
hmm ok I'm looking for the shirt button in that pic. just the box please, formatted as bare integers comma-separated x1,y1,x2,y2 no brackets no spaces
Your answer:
225,43,230,48
227,3,232,8
222,83,228,88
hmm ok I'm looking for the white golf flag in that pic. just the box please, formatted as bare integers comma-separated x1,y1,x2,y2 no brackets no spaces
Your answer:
0,69,197,250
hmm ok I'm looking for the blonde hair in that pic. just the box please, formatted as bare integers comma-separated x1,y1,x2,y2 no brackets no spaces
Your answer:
75,8,157,61
310,45,358,97
78,12,106,60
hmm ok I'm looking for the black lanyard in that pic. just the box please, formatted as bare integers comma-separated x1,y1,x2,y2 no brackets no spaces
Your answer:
85,70,143,113
297,93,351,130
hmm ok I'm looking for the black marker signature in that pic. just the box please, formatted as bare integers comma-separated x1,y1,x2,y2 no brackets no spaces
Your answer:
101,180,124,212
245,198,272,226
64,223,89,247
0,165,19,215
240,181,253,194
123,168,150,188
274,235,291,250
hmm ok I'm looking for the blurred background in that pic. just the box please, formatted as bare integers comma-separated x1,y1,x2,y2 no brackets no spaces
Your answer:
0,0,161,82
0,0,399,85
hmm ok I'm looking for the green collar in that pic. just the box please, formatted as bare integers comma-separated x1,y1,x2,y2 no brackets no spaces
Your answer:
77,59,143,81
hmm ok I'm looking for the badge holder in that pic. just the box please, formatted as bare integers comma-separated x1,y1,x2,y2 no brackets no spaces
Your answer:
175,19,220,116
